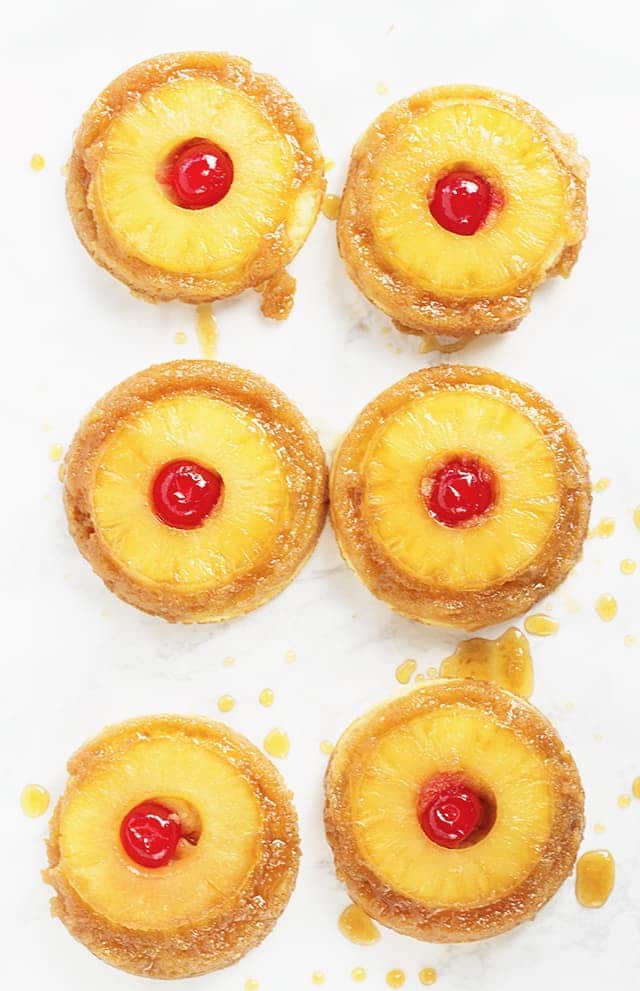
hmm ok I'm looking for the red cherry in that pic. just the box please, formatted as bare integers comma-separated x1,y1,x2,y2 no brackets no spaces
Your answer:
120,801,182,868
424,457,495,527
152,459,223,529
417,773,484,849
429,170,497,236
166,140,234,209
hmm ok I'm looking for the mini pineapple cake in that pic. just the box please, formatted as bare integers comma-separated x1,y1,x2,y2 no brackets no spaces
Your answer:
338,85,588,344
64,360,327,622
67,52,325,309
331,365,590,629
324,679,584,942
45,715,300,978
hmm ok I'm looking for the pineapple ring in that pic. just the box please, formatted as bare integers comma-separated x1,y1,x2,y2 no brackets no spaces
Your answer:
338,84,588,340
324,679,584,943
64,360,327,623
331,365,590,630
45,716,300,978
67,52,325,303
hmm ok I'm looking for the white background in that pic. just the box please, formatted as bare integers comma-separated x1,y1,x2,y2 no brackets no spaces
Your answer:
2,1,639,988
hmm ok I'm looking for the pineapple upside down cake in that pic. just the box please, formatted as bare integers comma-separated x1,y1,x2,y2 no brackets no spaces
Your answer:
63,360,327,623
324,679,584,942
338,85,588,344
330,365,590,629
44,715,300,978
66,52,325,308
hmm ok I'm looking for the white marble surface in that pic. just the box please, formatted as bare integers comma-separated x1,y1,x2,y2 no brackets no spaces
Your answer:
2,1,639,988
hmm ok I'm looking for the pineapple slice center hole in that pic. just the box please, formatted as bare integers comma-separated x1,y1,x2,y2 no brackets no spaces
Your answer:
151,458,225,530
157,138,234,210
417,772,497,849
120,797,202,869
428,164,504,236
421,455,497,528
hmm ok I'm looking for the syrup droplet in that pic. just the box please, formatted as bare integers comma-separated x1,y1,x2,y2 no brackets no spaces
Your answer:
351,967,367,982
264,728,290,758
588,517,615,539
320,740,334,755
634,506,640,530
311,972,326,986
217,694,235,713
195,303,218,358
245,980,259,991
324,159,335,172
120,801,181,869
376,81,389,95
624,634,636,647
222,655,235,668
424,457,496,526
152,459,223,529
259,688,274,707
617,794,631,809
386,971,405,989
594,823,606,834
284,649,297,663
48,443,63,462
419,969,438,987
595,594,617,622
426,666,438,679
165,140,233,209
524,614,558,637
30,153,45,171
620,558,637,575
57,463,65,483
174,331,187,346
632,777,640,799
429,170,497,236
338,904,381,945
21,784,50,818
395,658,417,685
321,194,341,220
592,477,611,493
439,627,533,698
575,850,615,907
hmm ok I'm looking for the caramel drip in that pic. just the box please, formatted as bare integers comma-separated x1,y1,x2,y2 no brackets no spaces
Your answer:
195,303,218,358
258,269,296,321
338,904,380,945
575,850,615,907
440,627,533,698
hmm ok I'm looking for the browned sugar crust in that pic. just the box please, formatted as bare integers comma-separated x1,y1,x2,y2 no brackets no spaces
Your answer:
324,679,585,943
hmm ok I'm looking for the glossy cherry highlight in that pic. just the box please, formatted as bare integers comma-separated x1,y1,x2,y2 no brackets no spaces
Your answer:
165,140,234,209
429,170,496,236
417,773,484,849
120,801,182,868
152,459,223,529
425,457,496,527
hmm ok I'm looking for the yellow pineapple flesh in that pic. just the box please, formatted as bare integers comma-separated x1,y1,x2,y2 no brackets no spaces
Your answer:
58,735,261,930
92,394,290,589
370,100,575,299
363,389,560,591
350,704,553,907
94,77,296,276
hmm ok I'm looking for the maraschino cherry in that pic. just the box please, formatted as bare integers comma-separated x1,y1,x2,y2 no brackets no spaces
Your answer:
120,801,182,868
152,459,223,529
429,170,497,236
424,457,495,527
165,139,234,209
417,773,484,849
